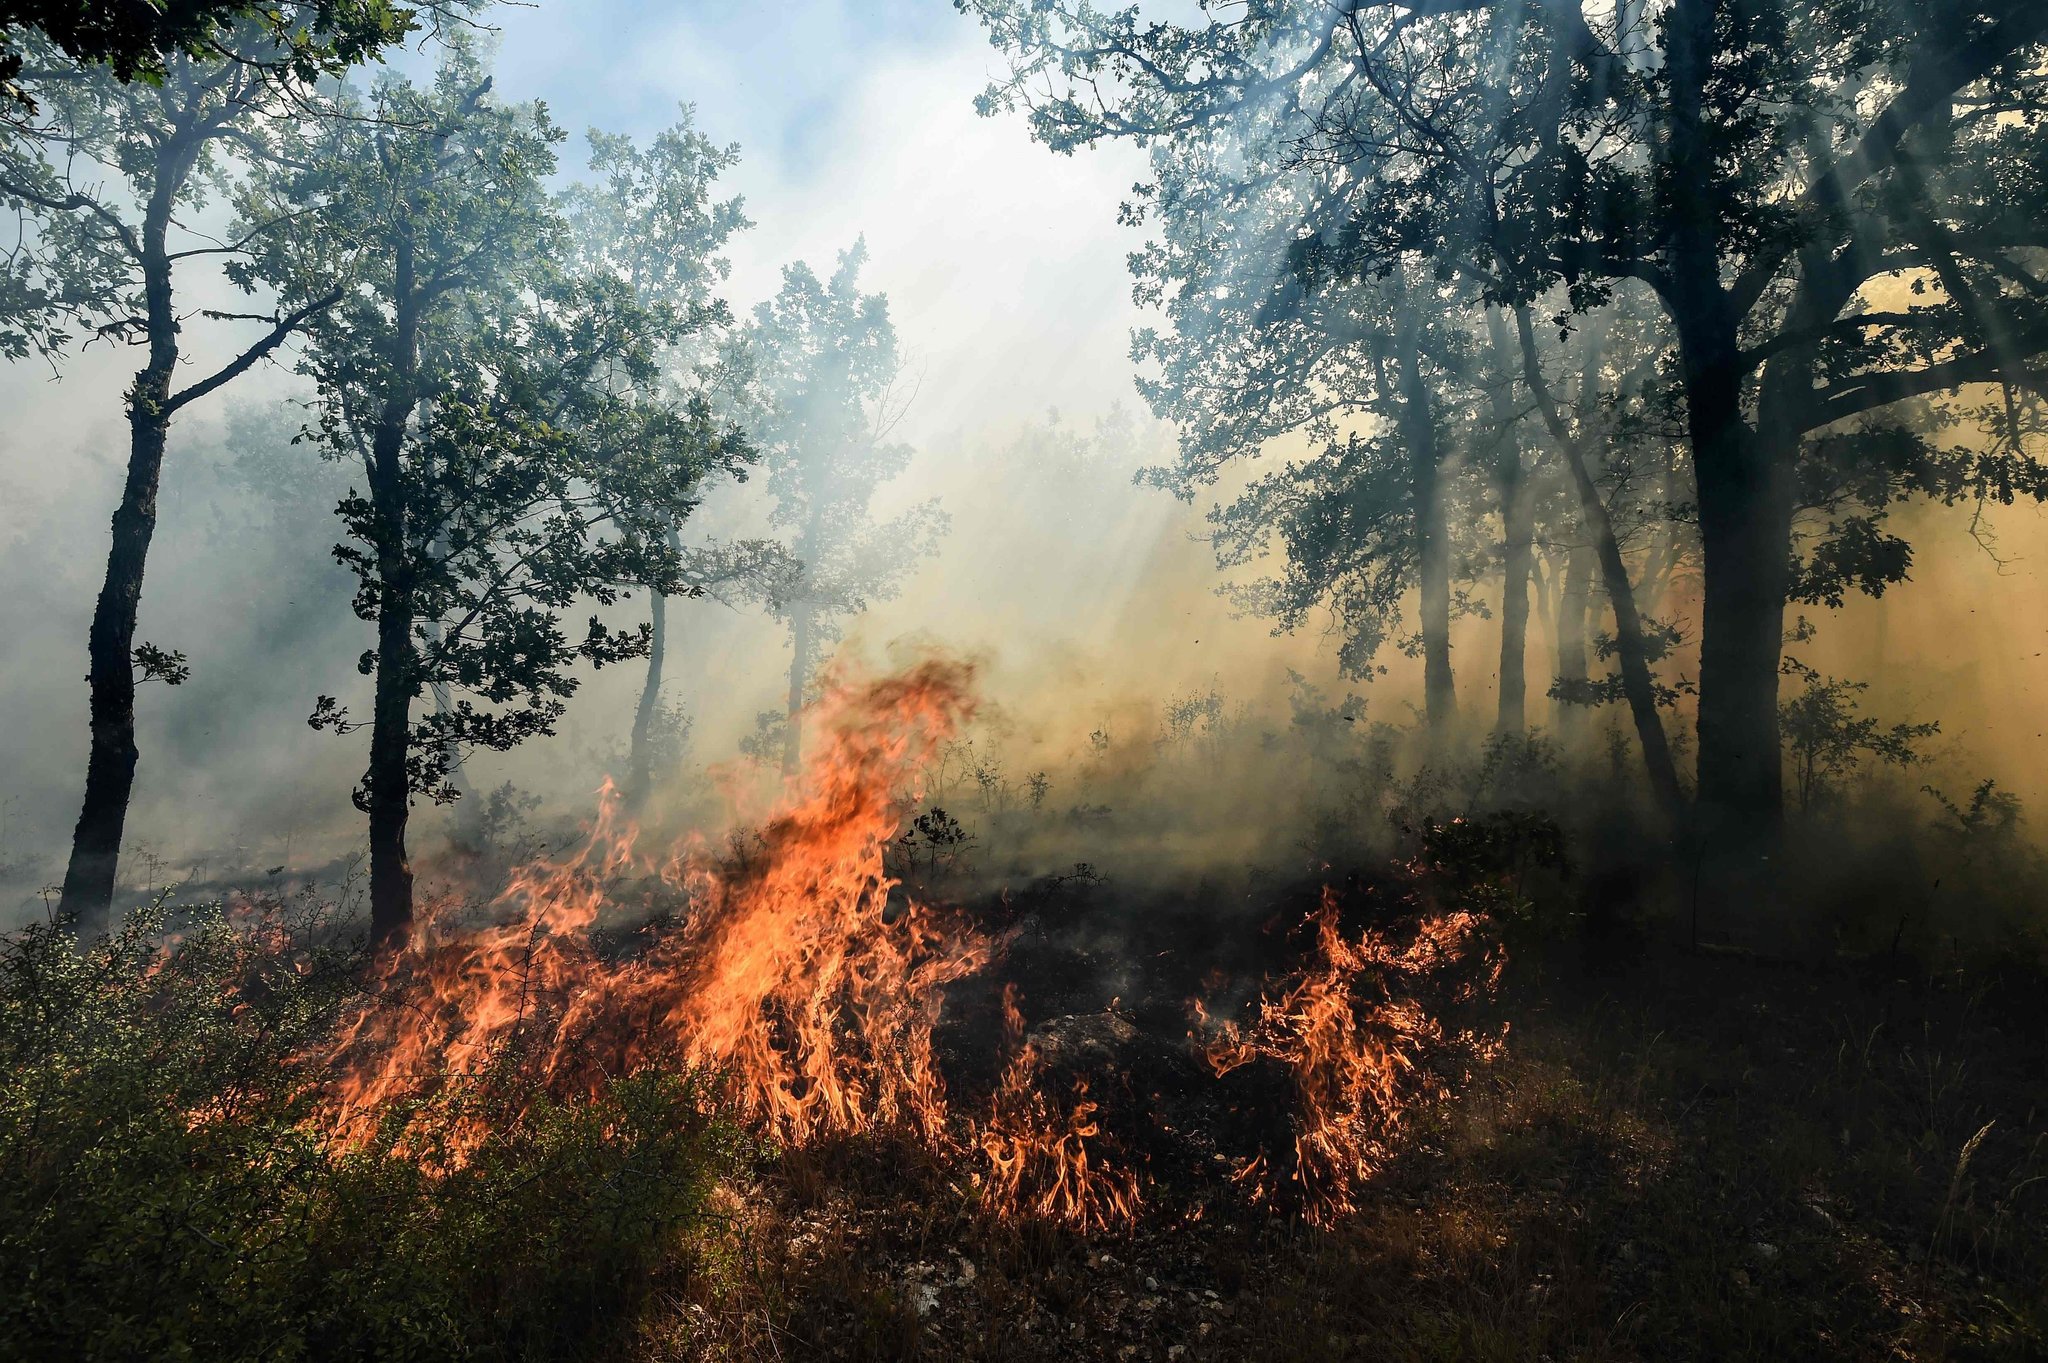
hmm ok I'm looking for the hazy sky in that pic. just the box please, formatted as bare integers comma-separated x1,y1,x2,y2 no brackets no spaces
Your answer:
481,0,1154,448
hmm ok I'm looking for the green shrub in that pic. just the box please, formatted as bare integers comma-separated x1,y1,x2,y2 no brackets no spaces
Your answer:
0,901,745,1362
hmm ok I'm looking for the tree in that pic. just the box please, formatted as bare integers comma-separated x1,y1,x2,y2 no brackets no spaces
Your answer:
258,50,741,942
1480,309,1536,736
0,25,396,933
738,241,945,774
621,538,796,809
1512,303,1689,820
962,0,2048,843
1124,156,1482,736
0,1,413,113
560,113,798,811
1776,656,1939,811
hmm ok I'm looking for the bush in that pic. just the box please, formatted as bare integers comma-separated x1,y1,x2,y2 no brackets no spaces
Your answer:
0,901,745,1362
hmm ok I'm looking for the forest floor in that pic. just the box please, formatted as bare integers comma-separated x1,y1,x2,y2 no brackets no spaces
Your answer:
645,941,2047,1363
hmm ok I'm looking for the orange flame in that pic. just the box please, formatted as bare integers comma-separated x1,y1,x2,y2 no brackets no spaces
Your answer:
1199,888,1502,1227
973,984,1142,1231
315,658,1500,1231
322,659,992,1154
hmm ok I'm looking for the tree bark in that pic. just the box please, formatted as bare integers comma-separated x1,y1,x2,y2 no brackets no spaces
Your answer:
1662,0,1788,840
625,586,668,811
1389,321,1456,733
783,604,812,777
1554,544,1593,740
365,537,416,948
1679,321,1788,838
1497,467,1533,734
1485,309,1531,734
365,262,422,947
56,142,192,936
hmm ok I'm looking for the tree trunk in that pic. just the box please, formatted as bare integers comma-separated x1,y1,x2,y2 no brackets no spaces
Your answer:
1485,309,1531,734
1665,0,1788,839
57,157,189,936
1514,307,1687,824
625,587,668,811
366,257,422,947
1680,322,1788,838
783,604,811,777
57,390,172,933
1392,332,1456,733
366,552,415,948
1555,544,1593,741
1582,485,1688,824
1497,470,1533,735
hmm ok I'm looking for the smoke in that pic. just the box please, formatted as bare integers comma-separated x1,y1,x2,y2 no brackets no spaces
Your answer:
2,0,2046,958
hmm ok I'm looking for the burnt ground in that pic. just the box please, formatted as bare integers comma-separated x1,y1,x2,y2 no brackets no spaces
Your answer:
635,915,2048,1363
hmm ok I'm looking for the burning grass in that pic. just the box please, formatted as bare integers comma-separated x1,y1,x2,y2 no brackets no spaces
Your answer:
0,901,749,1363
317,659,1514,1232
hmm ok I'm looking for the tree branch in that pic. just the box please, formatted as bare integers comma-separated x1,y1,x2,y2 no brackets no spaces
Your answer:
163,288,343,415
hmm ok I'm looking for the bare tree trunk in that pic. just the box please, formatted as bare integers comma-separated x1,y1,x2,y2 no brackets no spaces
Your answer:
1682,325,1788,839
366,262,422,948
1485,309,1531,734
1555,544,1593,741
57,152,190,936
1389,326,1456,734
59,386,171,933
366,545,416,948
626,526,690,811
783,605,811,777
1497,473,1534,734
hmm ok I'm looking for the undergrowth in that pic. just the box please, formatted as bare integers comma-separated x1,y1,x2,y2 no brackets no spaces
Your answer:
0,900,748,1363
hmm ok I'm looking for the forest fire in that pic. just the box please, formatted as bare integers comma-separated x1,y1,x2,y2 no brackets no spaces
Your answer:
321,659,996,1154
10,1,2048,1352
314,660,1506,1229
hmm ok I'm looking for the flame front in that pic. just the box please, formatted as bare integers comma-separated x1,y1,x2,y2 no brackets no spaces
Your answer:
316,660,1498,1231
974,984,1142,1232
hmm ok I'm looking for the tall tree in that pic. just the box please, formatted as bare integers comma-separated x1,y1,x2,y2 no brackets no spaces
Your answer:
1186,268,1480,733
1115,106,1485,735
1513,304,1689,822
739,242,945,774
0,26,387,932
963,0,2048,840
620,537,795,809
1482,309,1536,735
258,51,739,942
561,113,797,811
